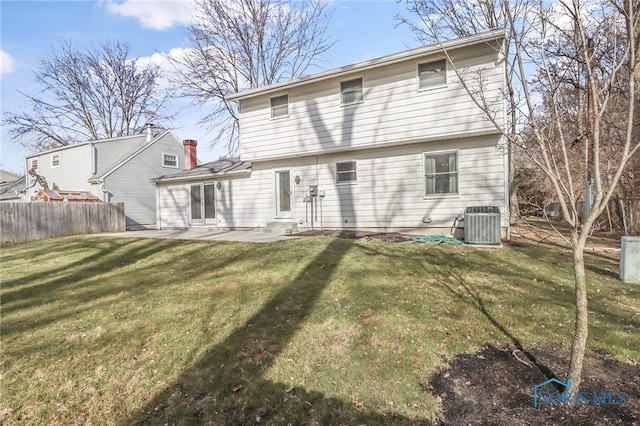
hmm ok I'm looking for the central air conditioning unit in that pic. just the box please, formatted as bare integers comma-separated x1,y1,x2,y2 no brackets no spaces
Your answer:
464,206,501,245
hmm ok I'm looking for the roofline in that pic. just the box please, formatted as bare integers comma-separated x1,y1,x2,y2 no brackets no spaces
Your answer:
151,167,251,184
25,133,152,159
26,141,91,158
226,29,506,101
240,129,502,163
88,129,176,183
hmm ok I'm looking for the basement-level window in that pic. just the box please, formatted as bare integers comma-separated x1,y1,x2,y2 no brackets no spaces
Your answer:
163,153,178,168
340,77,363,105
336,161,357,183
424,151,458,195
418,59,447,89
270,94,289,118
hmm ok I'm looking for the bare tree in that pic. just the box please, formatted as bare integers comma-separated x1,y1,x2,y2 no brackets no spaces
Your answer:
3,39,170,152
400,0,639,391
396,0,532,221
169,0,334,153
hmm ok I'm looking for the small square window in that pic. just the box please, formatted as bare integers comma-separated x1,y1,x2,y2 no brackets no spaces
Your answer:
418,60,446,89
163,153,178,168
270,94,289,118
51,154,60,168
424,151,458,195
340,78,363,105
336,161,357,183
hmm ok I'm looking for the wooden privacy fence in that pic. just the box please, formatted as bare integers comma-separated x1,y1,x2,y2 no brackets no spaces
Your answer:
0,202,126,243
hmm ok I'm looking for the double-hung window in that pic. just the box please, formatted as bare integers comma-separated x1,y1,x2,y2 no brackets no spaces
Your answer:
163,153,178,168
51,154,60,168
424,151,458,195
418,60,446,89
336,161,357,183
30,159,38,171
270,94,289,118
340,78,363,105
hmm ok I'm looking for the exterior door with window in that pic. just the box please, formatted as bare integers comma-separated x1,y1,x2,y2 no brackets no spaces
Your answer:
190,183,216,224
275,170,292,218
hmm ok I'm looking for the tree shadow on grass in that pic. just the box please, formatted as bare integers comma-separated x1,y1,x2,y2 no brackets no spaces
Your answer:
129,238,428,425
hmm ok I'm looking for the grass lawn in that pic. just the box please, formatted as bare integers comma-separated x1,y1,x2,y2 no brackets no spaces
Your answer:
1,233,638,424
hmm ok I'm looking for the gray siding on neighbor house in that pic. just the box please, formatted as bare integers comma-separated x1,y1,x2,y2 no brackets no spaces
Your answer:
103,132,184,227
25,144,93,200
238,44,504,161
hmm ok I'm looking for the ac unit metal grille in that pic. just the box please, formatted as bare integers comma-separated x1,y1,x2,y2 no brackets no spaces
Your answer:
464,206,501,245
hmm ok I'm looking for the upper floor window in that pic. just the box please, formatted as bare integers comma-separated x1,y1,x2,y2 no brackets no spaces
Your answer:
418,60,447,89
424,151,458,196
336,161,357,183
30,159,38,171
51,154,60,168
270,94,289,118
163,153,178,168
340,77,363,105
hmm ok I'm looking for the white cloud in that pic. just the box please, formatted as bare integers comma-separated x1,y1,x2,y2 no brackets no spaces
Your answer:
0,49,16,75
101,0,196,30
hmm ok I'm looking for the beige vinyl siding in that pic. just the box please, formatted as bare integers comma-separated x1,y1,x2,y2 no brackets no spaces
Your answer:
157,185,190,228
238,47,504,161
157,135,507,232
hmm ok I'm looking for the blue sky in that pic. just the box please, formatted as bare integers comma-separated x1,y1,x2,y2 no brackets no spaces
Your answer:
0,0,417,174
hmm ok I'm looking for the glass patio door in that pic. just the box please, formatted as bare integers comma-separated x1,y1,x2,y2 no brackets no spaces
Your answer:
190,183,216,224
275,170,292,218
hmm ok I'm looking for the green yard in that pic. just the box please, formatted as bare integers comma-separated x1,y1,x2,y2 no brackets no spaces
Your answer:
1,232,638,424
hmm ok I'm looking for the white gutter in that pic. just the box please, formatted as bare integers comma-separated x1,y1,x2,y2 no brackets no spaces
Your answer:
150,168,252,184
226,29,506,101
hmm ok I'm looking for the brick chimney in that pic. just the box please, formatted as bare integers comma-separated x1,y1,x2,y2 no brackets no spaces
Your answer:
183,139,198,171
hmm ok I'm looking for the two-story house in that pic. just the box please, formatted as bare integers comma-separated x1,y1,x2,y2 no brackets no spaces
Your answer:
153,30,509,236
25,127,185,228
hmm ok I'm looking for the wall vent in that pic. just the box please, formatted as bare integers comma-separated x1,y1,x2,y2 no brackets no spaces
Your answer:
464,206,501,245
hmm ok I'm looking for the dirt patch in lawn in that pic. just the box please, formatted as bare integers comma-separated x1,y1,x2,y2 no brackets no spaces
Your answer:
294,229,415,243
428,342,640,425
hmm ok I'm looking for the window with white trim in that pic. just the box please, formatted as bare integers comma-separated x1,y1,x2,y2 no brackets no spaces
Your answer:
336,161,357,183
418,60,446,89
163,153,178,168
424,151,457,195
340,78,363,105
30,159,38,171
270,94,289,118
51,154,60,168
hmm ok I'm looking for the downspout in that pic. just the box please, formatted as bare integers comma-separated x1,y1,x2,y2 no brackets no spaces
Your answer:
154,182,161,230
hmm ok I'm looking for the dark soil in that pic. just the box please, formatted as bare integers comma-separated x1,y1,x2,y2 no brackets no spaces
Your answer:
296,225,637,424
429,342,640,425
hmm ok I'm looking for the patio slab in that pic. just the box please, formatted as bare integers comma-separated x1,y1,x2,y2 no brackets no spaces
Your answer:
97,229,297,243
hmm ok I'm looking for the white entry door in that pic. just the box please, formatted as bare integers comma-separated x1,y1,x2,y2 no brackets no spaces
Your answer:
275,170,292,218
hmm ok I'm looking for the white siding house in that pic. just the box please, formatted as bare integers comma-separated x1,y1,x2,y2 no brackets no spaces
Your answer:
25,128,184,228
154,31,509,236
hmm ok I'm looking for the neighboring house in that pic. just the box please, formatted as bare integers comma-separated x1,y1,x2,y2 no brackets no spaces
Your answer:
25,127,185,228
153,30,509,236
0,170,20,185
0,175,27,202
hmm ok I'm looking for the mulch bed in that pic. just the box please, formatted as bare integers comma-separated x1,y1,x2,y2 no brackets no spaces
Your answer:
428,342,640,425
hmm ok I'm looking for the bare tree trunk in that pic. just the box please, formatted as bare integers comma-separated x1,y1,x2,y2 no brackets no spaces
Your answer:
568,230,588,390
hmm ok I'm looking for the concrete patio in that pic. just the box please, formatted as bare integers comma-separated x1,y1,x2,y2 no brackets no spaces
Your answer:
97,228,297,243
